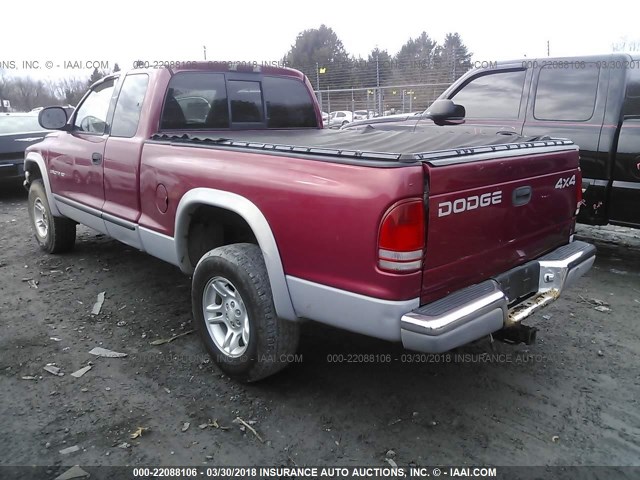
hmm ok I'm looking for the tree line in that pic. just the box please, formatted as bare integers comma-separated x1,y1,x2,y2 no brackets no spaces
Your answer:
283,26,473,91
0,64,119,112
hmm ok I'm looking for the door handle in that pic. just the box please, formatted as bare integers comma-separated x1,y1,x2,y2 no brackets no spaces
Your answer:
91,152,102,165
512,186,532,206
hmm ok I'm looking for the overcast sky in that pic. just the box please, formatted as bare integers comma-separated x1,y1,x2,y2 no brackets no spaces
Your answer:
1,0,637,79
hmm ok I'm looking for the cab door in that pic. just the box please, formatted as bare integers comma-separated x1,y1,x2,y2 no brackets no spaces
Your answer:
415,67,530,135
48,78,116,215
521,60,609,224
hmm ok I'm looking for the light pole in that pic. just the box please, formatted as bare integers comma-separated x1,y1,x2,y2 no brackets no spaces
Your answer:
316,62,322,111
376,53,382,115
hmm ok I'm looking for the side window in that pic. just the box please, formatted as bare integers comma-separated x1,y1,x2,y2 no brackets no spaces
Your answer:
451,70,526,119
228,80,263,123
160,73,229,130
262,76,318,128
111,74,149,137
534,65,600,121
74,79,115,134
623,67,640,116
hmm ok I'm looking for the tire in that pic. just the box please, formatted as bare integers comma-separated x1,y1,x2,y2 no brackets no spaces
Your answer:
341,120,349,126
192,243,300,382
28,180,76,254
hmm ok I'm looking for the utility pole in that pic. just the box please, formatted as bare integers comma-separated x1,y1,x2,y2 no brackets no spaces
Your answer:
452,48,457,82
547,40,550,57
203,46,207,60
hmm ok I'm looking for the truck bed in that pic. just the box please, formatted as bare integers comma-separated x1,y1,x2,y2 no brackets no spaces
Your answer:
150,128,571,164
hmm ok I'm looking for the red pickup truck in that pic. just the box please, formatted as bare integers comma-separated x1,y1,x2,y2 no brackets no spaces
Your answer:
25,62,595,381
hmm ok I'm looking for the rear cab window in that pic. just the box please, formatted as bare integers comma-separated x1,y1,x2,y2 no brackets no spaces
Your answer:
160,73,318,130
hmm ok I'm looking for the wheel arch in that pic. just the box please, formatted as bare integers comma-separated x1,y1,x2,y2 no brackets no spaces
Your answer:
24,152,61,216
175,188,297,321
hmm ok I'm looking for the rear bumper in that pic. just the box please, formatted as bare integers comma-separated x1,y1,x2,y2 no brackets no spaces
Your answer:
401,240,596,353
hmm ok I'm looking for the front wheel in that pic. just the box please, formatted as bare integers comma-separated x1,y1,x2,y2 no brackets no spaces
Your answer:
192,243,300,382
28,180,76,253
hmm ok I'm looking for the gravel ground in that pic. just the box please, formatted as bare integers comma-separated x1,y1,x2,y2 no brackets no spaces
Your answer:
0,185,639,477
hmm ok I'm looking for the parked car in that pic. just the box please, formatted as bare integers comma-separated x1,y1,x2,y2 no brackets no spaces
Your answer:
326,110,353,127
25,62,593,381
321,111,329,124
346,53,640,229
353,110,371,121
0,113,49,185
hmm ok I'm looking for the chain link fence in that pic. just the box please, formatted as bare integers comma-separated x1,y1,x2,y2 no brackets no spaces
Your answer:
290,57,470,118
313,83,451,117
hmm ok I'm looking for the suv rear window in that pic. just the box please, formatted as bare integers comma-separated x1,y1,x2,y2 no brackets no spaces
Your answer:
160,73,318,130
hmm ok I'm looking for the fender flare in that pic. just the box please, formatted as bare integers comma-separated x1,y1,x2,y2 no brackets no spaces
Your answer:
24,152,61,216
174,188,297,322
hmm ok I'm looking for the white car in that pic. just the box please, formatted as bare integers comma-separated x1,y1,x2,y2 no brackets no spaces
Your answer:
353,110,374,121
326,111,353,128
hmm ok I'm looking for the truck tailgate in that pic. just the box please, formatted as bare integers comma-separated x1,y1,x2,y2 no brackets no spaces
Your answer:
421,144,580,304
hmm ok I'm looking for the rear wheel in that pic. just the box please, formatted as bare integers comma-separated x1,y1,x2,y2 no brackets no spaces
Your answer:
192,243,300,382
28,180,76,253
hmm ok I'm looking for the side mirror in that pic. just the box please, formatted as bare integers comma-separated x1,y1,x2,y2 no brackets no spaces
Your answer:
38,106,69,130
425,99,466,126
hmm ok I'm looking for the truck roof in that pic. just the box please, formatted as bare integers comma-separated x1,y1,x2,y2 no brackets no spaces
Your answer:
489,52,640,68
124,61,305,80
90,61,307,91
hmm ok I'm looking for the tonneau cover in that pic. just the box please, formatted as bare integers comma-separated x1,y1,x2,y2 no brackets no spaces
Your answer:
151,127,570,162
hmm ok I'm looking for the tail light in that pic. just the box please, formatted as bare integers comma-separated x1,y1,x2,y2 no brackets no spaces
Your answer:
576,168,583,216
378,199,425,272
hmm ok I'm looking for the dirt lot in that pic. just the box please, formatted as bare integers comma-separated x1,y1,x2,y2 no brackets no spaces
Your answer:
1,185,639,475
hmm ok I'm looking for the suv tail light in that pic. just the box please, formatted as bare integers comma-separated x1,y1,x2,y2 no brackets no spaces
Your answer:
378,199,425,272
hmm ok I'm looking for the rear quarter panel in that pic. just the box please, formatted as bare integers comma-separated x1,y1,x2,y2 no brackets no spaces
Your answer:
138,144,425,300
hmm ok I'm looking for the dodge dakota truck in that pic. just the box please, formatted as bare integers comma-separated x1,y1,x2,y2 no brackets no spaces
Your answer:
25,62,595,381
347,53,640,229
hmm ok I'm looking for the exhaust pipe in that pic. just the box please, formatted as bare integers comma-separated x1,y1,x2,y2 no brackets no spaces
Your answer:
494,324,538,346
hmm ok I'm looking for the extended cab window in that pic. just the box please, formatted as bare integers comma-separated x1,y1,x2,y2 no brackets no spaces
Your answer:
262,76,317,128
74,79,115,134
111,74,149,137
534,65,599,121
161,73,229,129
450,70,525,119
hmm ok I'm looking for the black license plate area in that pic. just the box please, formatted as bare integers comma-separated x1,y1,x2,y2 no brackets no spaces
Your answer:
493,261,540,305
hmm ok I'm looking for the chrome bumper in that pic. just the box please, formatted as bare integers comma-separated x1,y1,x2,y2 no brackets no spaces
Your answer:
401,241,596,353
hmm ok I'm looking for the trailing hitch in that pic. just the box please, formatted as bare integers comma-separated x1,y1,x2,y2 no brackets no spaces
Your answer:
493,324,538,346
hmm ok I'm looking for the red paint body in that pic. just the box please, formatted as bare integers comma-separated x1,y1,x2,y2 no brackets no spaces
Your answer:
31,64,581,306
